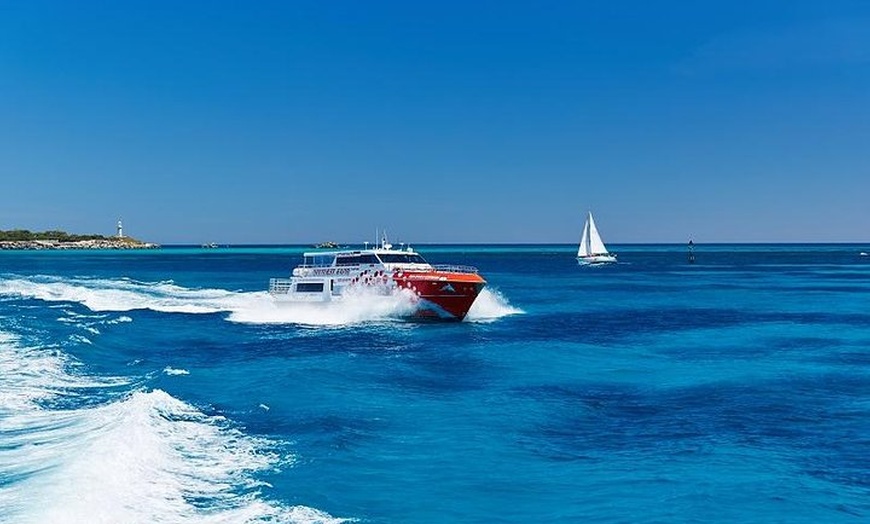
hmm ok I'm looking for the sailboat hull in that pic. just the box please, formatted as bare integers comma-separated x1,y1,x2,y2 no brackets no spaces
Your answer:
577,254,617,265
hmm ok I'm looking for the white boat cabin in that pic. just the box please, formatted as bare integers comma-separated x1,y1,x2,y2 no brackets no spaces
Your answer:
270,246,432,302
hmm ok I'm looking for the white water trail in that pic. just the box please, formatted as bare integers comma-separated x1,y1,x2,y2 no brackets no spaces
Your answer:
0,330,347,524
0,331,129,413
0,275,521,326
2,391,345,524
0,276,241,314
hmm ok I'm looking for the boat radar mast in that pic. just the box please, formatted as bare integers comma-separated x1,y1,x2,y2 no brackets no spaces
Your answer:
381,230,392,250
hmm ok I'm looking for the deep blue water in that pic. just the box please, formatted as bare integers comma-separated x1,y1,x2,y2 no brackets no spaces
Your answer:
1,244,869,523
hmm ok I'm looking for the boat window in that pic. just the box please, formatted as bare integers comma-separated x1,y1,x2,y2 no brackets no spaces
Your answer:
378,254,428,264
295,282,324,293
358,254,380,264
336,256,361,266
304,255,332,267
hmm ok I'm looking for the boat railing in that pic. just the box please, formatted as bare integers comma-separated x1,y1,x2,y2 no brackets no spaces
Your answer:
269,278,293,294
431,264,479,274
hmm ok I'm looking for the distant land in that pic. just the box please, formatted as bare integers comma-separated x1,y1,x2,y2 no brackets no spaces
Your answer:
0,229,159,250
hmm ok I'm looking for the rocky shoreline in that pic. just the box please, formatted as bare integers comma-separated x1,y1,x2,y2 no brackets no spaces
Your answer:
0,239,160,250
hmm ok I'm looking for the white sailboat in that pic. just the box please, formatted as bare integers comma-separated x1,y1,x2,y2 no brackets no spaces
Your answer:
577,211,617,265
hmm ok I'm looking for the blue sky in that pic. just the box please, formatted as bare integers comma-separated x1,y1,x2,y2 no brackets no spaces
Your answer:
1,1,869,244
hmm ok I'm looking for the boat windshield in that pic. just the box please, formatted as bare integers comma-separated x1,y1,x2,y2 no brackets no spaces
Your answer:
335,254,380,266
377,253,428,264
303,255,334,267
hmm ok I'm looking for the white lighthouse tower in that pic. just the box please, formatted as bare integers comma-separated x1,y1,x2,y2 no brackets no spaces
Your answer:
117,218,124,238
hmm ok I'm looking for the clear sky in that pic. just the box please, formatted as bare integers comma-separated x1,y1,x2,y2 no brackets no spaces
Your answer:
2,1,869,244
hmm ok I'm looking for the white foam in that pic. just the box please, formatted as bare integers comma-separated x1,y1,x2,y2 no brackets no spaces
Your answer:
465,288,524,322
1,390,346,524
228,288,419,326
56,311,133,340
0,330,348,524
0,276,243,314
0,331,128,413
163,366,190,376
68,334,93,345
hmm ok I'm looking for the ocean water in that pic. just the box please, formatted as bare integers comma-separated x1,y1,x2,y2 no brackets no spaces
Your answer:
1,244,869,523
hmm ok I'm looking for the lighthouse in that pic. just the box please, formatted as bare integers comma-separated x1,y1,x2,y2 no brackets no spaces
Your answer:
117,219,124,238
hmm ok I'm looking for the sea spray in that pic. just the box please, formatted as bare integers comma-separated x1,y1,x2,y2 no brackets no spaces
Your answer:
227,286,420,325
465,288,524,322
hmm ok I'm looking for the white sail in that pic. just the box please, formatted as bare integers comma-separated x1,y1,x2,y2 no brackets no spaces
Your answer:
587,212,608,255
577,218,591,257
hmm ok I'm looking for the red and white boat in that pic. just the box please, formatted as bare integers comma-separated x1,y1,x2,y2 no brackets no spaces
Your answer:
269,237,486,321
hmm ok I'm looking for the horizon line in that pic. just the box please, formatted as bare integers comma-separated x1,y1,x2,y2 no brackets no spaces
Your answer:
156,241,870,246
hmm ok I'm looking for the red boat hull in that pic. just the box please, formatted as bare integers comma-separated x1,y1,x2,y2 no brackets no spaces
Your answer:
392,269,486,321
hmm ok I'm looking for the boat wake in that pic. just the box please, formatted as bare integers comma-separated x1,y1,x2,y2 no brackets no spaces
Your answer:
229,287,420,325
0,275,521,326
0,276,244,314
0,330,346,524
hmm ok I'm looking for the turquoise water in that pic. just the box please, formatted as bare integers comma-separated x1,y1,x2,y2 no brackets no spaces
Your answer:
1,244,869,523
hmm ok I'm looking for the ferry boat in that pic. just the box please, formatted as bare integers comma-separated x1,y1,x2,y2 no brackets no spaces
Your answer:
269,237,486,321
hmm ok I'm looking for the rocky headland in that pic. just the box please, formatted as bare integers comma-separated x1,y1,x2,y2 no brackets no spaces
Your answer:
0,239,160,250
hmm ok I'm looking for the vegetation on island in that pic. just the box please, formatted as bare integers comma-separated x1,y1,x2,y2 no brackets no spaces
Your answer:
0,229,155,248
0,229,110,242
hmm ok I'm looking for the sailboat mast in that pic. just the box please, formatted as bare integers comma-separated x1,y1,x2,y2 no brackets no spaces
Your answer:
586,212,593,255
586,211,595,255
